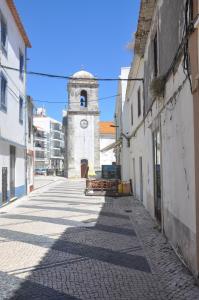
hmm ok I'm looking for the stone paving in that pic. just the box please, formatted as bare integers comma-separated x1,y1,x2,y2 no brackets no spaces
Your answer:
0,179,198,299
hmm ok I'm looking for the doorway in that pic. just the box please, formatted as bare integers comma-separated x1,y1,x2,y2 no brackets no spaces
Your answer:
133,158,136,198
81,159,88,178
2,167,8,204
139,156,143,202
153,128,162,224
10,146,16,199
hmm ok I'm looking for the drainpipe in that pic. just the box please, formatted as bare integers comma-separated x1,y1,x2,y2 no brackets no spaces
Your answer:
24,46,28,195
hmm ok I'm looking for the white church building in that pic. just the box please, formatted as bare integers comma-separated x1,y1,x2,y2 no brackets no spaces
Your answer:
64,70,115,178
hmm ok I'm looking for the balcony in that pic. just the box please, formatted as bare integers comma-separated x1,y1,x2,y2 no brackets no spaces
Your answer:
35,151,46,160
51,141,61,149
51,149,63,158
34,141,45,150
51,123,61,131
52,132,62,140
35,131,47,140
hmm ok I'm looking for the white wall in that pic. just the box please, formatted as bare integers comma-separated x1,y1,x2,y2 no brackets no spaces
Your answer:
0,0,27,203
100,136,115,166
122,38,197,274
0,0,26,146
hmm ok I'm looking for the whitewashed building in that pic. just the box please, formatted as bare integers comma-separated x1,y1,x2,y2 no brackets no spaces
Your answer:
117,0,199,276
0,0,31,204
115,67,130,179
99,121,116,167
33,108,64,171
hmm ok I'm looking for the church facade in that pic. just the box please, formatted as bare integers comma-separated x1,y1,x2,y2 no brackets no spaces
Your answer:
64,70,100,178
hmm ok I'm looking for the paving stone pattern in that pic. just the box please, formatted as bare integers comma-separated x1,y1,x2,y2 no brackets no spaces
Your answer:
0,179,198,299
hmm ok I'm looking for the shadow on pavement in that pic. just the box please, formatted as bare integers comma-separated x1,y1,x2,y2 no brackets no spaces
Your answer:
3,195,152,299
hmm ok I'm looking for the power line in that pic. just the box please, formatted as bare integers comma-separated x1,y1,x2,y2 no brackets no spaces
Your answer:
0,64,143,82
34,94,118,104
7,84,118,107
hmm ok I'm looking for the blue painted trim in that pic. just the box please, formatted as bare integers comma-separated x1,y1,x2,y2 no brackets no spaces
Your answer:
15,185,26,198
0,184,26,207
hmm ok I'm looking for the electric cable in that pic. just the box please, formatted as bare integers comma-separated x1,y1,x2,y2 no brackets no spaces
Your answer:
0,64,143,82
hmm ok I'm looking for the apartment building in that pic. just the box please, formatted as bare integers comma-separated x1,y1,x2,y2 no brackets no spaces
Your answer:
34,108,64,171
0,0,31,205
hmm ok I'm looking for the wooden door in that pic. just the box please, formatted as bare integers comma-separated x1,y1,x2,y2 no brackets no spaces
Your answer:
81,159,88,178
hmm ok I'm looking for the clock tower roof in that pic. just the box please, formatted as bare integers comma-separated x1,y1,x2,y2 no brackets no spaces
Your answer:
72,70,95,79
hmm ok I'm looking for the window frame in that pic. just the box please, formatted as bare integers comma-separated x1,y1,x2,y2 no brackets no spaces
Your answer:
0,12,8,55
19,50,24,81
19,96,24,124
131,103,133,126
153,31,158,78
0,72,7,112
137,88,141,117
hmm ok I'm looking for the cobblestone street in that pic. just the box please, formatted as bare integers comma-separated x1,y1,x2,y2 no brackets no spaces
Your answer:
0,178,198,299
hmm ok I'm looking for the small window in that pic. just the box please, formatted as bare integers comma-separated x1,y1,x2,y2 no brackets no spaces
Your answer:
28,116,32,141
0,73,7,112
127,139,130,148
138,88,141,117
190,0,194,21
1,14,7,54
19,97,23,124
153,32,158,77
19,51,24,80
131,103,133,125
80,90,87,107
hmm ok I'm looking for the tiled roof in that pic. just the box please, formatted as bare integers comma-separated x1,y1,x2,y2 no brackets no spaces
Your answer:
6,0,31,48
99,122,115,135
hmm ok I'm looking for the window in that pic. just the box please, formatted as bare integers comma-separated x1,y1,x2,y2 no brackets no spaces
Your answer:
80,90,87,107
131,103,133,125
28,116,32,141
127,138,130,148
190,0,194,21
19,97,23,124
138,88,141,117
153,32,158,77
1,14,7,53
19,51,24,80
0,73,7,112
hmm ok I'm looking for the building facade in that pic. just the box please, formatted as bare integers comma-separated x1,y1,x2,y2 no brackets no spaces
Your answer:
0,0,31,205
99,121,116,167
64,70,100,178
117,0,199,276
115,67,130,179
34,108,64,171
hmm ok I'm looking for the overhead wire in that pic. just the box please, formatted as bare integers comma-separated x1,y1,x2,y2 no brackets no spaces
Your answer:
0,64,143,82
33,94,119,104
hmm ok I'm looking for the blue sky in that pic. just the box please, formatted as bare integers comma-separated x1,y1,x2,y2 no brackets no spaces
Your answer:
15,0,140,122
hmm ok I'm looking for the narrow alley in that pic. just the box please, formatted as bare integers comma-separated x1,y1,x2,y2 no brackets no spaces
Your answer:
0,178,198,299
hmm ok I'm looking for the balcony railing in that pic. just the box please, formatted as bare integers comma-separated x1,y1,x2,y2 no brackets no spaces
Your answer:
51,123,61,131
35,132,47,139
35,151,46,159
52,133,62,140
52,150,62,157
35,142,45,148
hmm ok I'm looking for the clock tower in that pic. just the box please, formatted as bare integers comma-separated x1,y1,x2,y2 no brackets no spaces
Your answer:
64,70,100,178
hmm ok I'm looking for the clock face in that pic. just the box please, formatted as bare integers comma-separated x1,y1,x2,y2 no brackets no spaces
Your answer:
80,119,88,129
